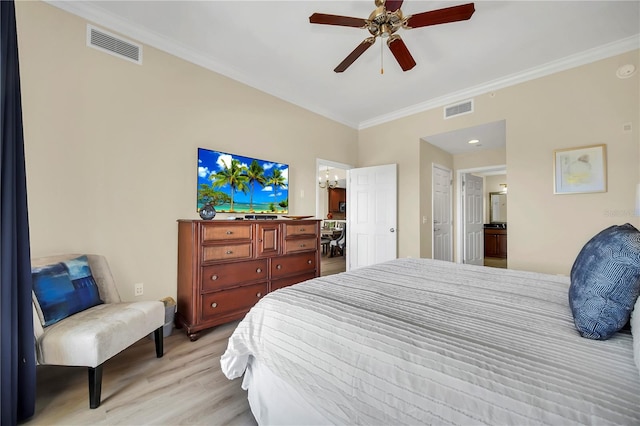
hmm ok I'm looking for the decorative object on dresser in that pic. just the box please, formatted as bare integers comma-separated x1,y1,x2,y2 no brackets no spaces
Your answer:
176,219,321,341
198,203,216,220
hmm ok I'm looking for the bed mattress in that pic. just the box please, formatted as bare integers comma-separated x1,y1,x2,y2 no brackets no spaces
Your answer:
221,258,640,425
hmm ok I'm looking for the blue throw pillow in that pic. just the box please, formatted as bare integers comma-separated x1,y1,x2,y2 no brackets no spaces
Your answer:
569,223,640,339
32,256,103,326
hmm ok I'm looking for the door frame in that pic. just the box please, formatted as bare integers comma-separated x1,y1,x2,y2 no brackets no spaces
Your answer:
316,158,353,221
455,165,506,264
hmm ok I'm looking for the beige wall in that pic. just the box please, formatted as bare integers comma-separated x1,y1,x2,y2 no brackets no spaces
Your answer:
16,2,358,301
360,50,639,275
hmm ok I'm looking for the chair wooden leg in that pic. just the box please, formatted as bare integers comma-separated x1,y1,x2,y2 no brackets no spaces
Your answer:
154,326,164,358
88,365,103,409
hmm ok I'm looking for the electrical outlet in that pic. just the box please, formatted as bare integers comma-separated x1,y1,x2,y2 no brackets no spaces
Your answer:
134,283,143,296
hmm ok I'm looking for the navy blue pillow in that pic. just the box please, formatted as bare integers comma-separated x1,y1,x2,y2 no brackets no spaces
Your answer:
32,256,103,326
569,223,640,339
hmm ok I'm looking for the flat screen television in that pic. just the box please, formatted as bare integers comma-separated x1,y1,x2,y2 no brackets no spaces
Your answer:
197,147,289,214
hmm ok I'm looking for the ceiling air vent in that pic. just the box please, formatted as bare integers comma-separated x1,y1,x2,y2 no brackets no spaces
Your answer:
86,24,142,65
444,99,473,119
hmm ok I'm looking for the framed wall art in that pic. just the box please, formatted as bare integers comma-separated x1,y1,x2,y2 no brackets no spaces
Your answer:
553,144,607,194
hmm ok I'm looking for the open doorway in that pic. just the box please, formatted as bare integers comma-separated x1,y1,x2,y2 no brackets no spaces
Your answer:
456,166,507,266
424,119,506,265
316,159,352,276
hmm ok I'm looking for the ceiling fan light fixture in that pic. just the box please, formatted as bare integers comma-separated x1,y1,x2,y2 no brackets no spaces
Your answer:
380,24,392,37
310,1,475,73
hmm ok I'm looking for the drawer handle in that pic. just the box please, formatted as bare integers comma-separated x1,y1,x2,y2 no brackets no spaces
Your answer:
256,268,262,273
256,292,262,298
299,228,305,232
276,264,282,270
226,250,233,255
299,243,306,247
307,260,312,264
211,274,218,281
211,302,218,308
226,230,233,235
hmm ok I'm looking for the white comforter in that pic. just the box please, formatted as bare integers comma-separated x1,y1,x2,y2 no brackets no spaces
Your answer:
221,258,640,425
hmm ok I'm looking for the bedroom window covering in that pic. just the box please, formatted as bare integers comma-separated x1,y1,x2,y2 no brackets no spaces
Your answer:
0,1,37,424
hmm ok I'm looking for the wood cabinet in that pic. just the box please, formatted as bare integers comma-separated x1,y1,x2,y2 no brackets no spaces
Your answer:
328,188,346,213
176,219,320,341
484,228,507,259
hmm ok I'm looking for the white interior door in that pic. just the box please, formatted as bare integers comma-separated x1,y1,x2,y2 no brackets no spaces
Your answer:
463,173,484,265
347,164,397,270
432,164,453,261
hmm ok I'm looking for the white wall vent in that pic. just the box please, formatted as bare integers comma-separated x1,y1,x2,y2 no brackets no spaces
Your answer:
444,99,474,119
86,24,142,65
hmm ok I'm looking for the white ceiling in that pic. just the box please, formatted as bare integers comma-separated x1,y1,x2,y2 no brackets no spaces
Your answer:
49,0,639,134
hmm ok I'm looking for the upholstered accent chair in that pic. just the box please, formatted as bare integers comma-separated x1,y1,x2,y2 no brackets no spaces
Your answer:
31,254,165,408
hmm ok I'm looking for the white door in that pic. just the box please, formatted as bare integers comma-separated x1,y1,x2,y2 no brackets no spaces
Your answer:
347,164,397,270
432,165,452,261
463,173,484,265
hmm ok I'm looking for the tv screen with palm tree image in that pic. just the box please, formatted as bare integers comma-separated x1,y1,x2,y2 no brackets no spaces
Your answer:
197,148,289,214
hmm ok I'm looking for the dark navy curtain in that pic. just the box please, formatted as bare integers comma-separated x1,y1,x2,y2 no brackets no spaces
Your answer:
1,1,36,424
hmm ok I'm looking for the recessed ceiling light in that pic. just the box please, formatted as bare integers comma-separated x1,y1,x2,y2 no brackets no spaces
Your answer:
468,139,480,144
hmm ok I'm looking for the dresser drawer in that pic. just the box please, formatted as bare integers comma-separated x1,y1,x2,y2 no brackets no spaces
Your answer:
202,223,252,242
283,222,317,237
283,237,317,254
200,283,267,320
201,259,268,292
271,271,316,292
202,243,252,262
272,252,316,278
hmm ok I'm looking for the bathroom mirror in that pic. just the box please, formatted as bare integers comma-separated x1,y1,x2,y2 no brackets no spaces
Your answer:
489,192,507,224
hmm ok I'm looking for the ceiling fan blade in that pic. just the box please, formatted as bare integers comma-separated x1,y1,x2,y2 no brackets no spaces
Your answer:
309,13,367,28
384,0,404,12
405,3,475,29
387,35,416,71
334,38,376,73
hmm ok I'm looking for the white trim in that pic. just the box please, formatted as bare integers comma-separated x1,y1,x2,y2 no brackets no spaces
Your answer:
359,36,639,129
46,1,639,131
45,0,358,129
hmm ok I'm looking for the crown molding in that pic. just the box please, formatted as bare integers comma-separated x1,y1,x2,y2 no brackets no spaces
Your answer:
44,2,638,131
358,35,640,129
44,0,359,129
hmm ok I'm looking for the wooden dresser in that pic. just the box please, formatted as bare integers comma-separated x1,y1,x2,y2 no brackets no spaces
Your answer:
176,219,321,340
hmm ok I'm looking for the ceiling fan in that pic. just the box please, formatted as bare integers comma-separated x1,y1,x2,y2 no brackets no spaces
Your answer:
309,0,475,73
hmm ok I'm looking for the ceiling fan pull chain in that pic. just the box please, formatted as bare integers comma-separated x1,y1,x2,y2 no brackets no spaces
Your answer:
380,39,384,74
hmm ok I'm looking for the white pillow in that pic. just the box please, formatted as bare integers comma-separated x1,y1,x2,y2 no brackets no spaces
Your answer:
631,296,640,374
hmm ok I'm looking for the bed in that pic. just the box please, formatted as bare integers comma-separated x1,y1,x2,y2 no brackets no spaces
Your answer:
220,257,640,425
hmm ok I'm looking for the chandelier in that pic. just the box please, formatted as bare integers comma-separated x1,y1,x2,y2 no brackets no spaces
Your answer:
319,167,338,189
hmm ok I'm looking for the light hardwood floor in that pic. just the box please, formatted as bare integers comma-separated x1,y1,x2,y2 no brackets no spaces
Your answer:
320,252,346,276
21,322,257,426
